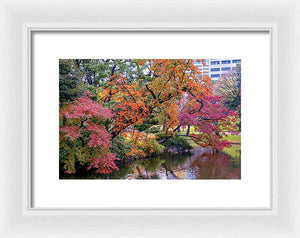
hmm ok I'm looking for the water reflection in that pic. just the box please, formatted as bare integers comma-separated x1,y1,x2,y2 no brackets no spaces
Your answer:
109,147,241,179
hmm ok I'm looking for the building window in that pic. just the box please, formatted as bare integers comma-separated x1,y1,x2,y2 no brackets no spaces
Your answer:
232,59,241,63
221,67,231,71
221,60,231,64
211,68,220,72
211,61,220,65
211,74,220,78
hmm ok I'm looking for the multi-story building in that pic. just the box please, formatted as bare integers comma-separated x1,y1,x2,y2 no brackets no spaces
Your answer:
194,59,241,81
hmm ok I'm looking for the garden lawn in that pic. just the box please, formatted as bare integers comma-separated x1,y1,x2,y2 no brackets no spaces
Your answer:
222,134,241,163
175,126,200,148
222,133,241,143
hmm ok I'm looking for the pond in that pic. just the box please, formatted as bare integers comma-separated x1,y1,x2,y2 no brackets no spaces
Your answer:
101,146,241,179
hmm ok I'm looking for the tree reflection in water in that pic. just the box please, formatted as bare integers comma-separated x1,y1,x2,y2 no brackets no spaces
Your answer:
114,147,241,180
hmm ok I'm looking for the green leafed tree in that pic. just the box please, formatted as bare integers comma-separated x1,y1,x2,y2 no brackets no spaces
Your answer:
59,59,85,104
71,59,146,87
215,63,241,112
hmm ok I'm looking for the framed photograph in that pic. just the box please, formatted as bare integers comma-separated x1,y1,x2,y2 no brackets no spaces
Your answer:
58,58,242,180
32,32,269,209
1,0,299,237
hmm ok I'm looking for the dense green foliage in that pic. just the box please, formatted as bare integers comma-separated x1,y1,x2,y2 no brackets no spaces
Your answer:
157,133,193,152
59,59,84,103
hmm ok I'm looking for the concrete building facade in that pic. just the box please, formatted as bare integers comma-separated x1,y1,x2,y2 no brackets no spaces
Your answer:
194,59,241,81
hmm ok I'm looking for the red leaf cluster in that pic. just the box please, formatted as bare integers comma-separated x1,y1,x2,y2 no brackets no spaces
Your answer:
62,96,113,119
60,96,118,175
60,126,81,141
86,123,111,148
88,152,119,174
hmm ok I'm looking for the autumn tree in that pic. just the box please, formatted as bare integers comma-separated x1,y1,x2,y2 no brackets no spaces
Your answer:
97,59,238,150
59,95,119,175
178,95,239,150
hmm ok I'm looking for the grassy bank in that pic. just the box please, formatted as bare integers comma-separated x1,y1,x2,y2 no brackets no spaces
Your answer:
222,133,241,143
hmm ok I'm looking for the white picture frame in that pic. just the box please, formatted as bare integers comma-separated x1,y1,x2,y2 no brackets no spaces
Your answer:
0,0,299,237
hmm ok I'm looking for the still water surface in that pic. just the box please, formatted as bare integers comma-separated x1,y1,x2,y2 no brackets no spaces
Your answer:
106,146,241,179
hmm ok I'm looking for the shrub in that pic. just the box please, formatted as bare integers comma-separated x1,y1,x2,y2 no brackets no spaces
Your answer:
111,135,132,160
146,125,161,133
162,136,192,152
121,130,165,158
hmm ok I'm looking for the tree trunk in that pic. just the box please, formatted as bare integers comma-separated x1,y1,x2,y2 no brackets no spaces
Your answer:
186,125,191,136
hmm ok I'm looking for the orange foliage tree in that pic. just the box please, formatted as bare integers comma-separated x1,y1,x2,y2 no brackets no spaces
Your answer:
99,59,214,138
